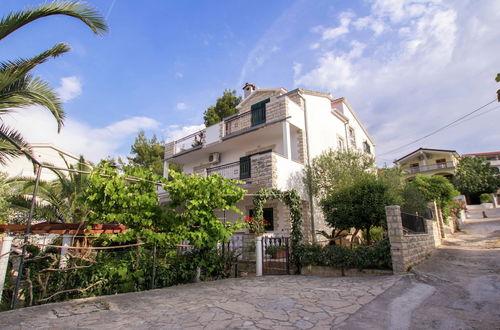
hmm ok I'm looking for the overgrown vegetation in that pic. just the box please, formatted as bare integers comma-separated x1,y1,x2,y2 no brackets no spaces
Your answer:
454,156,500,197
295,239,392,275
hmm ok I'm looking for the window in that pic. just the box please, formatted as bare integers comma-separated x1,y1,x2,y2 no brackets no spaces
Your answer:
249,208,274,231
363,141,371,154
338,137,345,151
410,163,420,174
348,127,356,148
239,156,251,179
250,98,270,127
436,158,446,168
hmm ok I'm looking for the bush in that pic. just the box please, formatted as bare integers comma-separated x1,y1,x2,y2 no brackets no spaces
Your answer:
480,193,493,203
295,239,392,272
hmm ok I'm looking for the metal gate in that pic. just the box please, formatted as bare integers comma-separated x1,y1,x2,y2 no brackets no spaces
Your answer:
262,236,290,275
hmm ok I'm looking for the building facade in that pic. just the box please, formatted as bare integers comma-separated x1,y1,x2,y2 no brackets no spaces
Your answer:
394,148,460,182
163,84,375,241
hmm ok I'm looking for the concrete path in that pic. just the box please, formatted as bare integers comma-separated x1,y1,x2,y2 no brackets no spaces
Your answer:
340,208,500,330
0,274,399,329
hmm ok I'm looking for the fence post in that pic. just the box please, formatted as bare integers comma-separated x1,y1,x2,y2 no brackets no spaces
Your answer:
385,205,405,274
0,235,13,303
59,234,72,268
255,236,263,276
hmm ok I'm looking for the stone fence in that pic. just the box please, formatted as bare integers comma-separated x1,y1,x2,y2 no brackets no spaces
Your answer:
385,205,441,274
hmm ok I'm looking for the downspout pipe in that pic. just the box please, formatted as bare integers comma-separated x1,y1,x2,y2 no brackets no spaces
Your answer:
298,91,316,243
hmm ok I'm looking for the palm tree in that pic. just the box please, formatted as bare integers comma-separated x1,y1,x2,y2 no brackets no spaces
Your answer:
10,156,92,224
0,1,108,164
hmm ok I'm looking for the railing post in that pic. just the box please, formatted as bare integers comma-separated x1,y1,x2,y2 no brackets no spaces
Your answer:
256,236,263,276
0,235,13,303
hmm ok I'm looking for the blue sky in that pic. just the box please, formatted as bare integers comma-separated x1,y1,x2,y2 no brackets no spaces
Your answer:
2,0,500,164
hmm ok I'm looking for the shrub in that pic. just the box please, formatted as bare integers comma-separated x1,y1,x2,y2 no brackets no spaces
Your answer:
295,239,392,273
480,193,493,203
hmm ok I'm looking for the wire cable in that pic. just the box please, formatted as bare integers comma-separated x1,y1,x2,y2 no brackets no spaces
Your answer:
379,98,497,157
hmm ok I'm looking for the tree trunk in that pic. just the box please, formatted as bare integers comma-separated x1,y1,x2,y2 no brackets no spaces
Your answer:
366,226,371,245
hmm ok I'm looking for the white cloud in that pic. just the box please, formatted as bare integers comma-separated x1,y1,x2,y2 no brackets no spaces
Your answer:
163,124,205,141
295,0,500,164
321,11,354,40
55,76,82,102
176,102,187,110
2,108,160,162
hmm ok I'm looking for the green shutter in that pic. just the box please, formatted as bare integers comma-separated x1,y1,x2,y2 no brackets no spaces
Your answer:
250,98,270,127
239,156,251,179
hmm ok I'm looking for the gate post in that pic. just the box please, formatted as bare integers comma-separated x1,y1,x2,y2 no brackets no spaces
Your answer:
255,236,262,276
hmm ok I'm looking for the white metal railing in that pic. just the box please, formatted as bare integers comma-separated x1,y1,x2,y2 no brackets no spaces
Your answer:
408,161,455,174
207,161,241,180
173,130,205,154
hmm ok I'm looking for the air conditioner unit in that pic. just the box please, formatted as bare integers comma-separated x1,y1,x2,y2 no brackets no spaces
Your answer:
208,152,220,164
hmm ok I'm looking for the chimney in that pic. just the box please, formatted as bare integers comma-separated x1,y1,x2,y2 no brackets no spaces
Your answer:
243,82,256,99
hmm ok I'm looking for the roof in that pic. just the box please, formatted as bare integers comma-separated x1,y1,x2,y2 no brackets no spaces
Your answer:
236,87,288,109
394,147,459,163
462,151,500,157
0,222,127,234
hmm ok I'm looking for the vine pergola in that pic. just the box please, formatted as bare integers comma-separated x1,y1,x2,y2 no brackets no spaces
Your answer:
251,188,303,253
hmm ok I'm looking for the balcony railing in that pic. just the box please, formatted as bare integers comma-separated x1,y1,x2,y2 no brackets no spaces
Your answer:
407,161,455,174
173,130,205,154
207,161,241,180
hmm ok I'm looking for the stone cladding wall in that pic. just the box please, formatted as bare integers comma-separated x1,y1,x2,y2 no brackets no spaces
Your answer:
386,205,439,274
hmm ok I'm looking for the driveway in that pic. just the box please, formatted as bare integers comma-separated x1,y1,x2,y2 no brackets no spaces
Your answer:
1,274,399,329
340,208,500,330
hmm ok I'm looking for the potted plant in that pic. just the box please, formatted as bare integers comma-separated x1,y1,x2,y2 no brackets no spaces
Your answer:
265,245,287,259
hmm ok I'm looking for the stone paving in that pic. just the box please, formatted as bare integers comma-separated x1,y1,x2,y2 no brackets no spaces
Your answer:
1,275,400,329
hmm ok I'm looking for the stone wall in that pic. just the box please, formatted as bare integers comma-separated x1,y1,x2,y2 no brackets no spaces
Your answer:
249,152,275,189
165,141,175,158
386,205,439,274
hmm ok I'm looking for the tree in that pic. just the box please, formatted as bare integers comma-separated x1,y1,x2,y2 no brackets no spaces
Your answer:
321,175,393,245
407,174,459,219
454,156,500,196
203,89,241,126
304,149,375,199
10,156,92,223
127,130,165,176
0,1,107,164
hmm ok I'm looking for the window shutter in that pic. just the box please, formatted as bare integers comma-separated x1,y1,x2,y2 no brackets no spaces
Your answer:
250,98,270,127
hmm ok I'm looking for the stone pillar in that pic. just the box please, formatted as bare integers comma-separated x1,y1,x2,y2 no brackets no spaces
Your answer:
436,205,445,238
282,122,292,160
255,236,263,277
59,234,72,269
163,160,169,179
0,235,13,302
492,193,498,208
428,201,443,241
385,205,405,274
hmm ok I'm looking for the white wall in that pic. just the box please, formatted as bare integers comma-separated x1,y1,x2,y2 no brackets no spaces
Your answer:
337,101,375,155
303,94,346,159
275,154,307,199
287,98,305,129
205,124,221,145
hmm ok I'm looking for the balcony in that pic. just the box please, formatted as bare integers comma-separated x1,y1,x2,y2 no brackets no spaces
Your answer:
407,161,455,174
165,98,291,159
206,161,245,180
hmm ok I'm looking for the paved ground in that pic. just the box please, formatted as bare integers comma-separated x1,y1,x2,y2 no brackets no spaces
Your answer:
340,208,500,330
1,274,399,329
2,209,498,329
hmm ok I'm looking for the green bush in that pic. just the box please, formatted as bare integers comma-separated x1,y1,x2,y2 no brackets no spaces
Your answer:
295,239,392,272
480,193,493,203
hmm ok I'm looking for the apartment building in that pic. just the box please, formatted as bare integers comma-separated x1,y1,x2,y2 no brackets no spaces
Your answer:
163,83,375,241
394,148,460,182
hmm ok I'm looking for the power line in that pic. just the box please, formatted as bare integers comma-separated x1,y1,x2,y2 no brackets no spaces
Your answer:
378,98,497,157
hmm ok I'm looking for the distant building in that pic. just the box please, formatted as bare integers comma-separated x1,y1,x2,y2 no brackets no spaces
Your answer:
0,143,80,181
394,148,460,182
462,151,500,172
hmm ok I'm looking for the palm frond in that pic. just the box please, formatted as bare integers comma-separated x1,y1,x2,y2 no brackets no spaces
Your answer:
0,1,108,41
0,124,33,165
0,43,70,90
0,75,64,130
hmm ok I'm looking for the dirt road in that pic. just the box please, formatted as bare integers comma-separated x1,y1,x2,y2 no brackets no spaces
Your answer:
340,209,500,330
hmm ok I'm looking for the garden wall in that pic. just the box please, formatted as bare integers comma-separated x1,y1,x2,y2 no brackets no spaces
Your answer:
386,205,441,274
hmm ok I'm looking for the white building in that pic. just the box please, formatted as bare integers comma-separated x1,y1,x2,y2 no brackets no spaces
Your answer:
163,83,375,241
0,143,80,181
